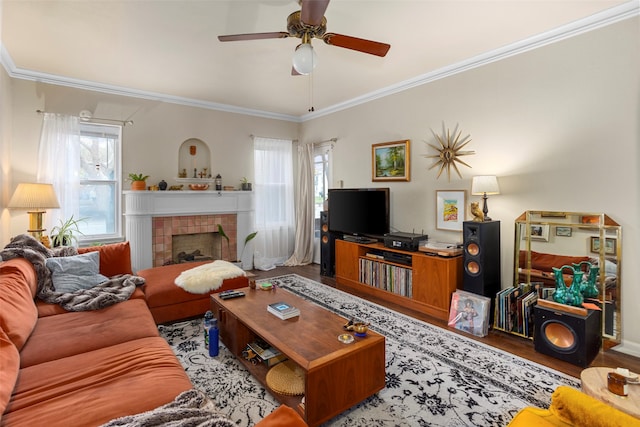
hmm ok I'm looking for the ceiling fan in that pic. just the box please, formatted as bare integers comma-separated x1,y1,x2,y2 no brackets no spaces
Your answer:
218,0,391,75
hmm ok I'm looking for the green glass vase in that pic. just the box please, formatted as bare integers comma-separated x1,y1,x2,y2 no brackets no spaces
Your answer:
552,265,584,307
573,261,600,299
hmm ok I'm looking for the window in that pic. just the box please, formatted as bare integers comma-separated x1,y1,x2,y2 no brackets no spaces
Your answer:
252,137,295,270
78,123,122,243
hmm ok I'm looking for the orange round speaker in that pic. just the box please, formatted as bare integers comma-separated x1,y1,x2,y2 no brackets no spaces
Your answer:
322,235,329,244
466,242,480,256
466,261,480,275
543,322,576,350
322,224,328,232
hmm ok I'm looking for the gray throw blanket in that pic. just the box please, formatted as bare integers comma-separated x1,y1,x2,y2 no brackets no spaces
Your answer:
0,234,144,312
100,389,235,427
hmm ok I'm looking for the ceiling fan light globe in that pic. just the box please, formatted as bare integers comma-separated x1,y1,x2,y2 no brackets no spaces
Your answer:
292,43,317,75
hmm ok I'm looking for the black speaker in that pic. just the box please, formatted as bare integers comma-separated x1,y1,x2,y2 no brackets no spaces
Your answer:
320,211,335,277
463,221,500,325
463,221,501,294
534,306,601,367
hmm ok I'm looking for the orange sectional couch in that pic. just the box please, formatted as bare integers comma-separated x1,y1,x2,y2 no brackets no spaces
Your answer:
0,239,306,427
137,261,248,324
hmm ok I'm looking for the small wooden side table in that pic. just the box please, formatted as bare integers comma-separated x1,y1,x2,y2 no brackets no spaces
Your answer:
581,367,640,418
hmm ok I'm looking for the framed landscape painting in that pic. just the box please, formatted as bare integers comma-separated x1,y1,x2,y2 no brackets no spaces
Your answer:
372,140,410,182
436,190,466,231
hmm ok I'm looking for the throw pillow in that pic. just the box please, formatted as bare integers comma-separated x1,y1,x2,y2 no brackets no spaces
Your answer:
78,241,133,276
45,251,109,293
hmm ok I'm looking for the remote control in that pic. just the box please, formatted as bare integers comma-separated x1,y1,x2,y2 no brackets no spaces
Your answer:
220,291,245,300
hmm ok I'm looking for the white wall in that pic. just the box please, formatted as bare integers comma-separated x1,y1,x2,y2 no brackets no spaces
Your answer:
301,18,640,355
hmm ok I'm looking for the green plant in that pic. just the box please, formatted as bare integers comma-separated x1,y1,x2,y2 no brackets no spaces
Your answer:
240,177,249,184
217,224,232,260
127,173,149,182
50,215,86,247
217,224,257,262
240,231,258,262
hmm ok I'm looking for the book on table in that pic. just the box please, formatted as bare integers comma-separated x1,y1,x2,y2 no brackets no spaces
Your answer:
267,301,300,319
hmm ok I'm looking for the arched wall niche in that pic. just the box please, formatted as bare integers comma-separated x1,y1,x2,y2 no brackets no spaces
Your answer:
178,138,211,179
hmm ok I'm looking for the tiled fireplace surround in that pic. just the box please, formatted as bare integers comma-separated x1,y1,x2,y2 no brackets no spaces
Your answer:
124,191,254,272
152,214,236,267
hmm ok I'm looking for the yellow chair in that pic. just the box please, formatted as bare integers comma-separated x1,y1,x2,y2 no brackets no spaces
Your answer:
508,385,640,427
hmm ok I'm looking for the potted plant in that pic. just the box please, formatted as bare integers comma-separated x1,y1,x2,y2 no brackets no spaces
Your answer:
128,173,149,191
240,177,252,191
50,215,86,247
217,224,257,269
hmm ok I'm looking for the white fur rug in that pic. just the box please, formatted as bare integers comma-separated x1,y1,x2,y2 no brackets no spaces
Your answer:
174,260,245,294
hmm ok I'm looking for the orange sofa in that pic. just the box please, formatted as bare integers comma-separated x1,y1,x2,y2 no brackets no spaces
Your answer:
508,385,640,427
518,250,591,286
137,261,248,324
0,239,306,426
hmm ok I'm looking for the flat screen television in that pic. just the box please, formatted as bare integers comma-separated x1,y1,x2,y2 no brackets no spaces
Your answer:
328,188,390,242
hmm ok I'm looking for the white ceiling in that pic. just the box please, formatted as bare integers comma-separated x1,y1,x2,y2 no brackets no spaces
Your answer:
1,1,635,121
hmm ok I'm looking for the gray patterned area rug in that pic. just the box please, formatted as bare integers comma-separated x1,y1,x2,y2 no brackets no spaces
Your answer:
159,274,580,426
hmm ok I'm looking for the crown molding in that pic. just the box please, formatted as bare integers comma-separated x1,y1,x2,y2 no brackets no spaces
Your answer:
0,45,301,123
301,1,639,121
2,1,637,123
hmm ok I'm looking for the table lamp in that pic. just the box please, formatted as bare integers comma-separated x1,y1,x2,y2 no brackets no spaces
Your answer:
8,183,60,241
471,175,500,221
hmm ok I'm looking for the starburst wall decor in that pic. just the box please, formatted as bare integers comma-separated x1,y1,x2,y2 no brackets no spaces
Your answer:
424,123,475,182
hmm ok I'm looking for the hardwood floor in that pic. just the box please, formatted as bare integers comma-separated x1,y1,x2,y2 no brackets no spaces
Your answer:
250,263,640,380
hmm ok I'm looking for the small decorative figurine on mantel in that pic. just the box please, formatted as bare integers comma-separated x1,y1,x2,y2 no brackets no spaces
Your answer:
470,201,484,222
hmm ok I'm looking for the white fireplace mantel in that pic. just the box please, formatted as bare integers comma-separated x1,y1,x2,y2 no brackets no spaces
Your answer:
124,190,254,272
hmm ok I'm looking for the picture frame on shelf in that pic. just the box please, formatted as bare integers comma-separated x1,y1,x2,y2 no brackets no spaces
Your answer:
555,226,572,237
372,140,410,182
590,236,616,255
436,190,466,231
522,224,550,241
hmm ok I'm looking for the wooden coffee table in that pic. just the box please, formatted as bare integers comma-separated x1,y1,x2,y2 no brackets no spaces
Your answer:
211,286,386,427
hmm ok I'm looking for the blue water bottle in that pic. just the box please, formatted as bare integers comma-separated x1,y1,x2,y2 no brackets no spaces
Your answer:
203,310,214,349
209,317,219,357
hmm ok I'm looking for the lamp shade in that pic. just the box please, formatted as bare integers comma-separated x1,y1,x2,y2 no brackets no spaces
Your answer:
292,43,317,75
471,176,500,195
8,183,60,210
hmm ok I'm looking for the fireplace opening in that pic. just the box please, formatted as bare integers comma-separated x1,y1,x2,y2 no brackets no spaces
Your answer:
168,232,221,265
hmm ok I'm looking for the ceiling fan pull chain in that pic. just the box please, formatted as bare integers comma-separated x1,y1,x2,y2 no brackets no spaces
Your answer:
308,72,315,112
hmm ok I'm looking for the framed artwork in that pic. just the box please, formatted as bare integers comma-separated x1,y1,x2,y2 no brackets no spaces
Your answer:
372,140,410,182
522,224,550,241
436,190,466,231
581,215,600,224
555,226,572,237
590,236,616,255
448,290,491,337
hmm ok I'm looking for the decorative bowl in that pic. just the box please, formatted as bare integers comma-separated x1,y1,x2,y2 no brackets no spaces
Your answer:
188,184,209,191
352,322,369,335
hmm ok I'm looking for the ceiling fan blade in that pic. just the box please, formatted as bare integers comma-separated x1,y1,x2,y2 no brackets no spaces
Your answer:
322,33,390,57
300,0,330,26
218,32,289,42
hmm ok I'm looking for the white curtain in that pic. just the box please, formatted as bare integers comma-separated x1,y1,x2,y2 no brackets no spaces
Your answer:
285,143,314,266
36,113,81,234
253,137,295,270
